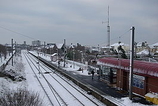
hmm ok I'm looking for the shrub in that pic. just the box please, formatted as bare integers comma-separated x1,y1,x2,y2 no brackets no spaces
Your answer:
0,89,43,106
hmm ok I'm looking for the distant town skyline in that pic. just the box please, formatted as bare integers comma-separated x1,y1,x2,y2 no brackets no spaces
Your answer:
0,0,158,46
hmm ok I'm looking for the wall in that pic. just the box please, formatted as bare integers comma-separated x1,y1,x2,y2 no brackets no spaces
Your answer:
117,69,158,96
146,77,158,93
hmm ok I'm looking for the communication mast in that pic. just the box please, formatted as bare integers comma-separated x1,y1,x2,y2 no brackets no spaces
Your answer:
102,6,110,47
107,6,110,47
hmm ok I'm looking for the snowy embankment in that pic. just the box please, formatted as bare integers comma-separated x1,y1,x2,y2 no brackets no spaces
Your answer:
0,53,27,95
0,64,27,104
0,52,48,105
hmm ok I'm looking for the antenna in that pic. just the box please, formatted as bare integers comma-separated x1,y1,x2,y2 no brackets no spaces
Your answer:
102,6,110,47
108,6,109,26
107,6,110,47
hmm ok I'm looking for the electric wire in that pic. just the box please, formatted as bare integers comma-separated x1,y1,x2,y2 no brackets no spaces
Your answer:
0,26,36,40
99,29,131,46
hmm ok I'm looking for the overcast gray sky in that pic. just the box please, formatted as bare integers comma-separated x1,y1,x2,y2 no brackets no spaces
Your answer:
0,0,158,46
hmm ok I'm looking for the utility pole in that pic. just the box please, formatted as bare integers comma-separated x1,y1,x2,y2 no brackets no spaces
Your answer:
11,39,13,66
15,41,16,56
63,39,66,67
44,41,46,56
38,52,40,73
73,48,75,69
129,26,135,100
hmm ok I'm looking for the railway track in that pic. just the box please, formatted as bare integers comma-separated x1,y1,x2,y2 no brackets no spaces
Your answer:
23,51,104,106
23,53,56,106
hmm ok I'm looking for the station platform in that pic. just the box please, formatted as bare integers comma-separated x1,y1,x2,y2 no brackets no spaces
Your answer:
63,70,152,105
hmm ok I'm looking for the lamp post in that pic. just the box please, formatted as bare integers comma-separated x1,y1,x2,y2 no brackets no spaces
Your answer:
11,39,13,66
73,49,75,69
80,51,83,63
118,49,122,90
37,51,40,74
129,26,135,100
63,39,66,67
44,41,46,56
57,48,58,61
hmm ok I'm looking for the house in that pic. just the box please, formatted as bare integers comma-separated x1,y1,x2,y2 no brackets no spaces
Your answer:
56,43,65,55
45,43,57,54
151,42,158,54
50,53,58,62
110,42,129,53
136,41,149,53
32,40,41,47
100,46,111,54
97,57,158,97
136,49,149,57
89,46,100,54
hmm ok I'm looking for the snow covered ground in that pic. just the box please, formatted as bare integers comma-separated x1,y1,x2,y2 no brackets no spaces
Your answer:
0,50,155,106
0,53,26,91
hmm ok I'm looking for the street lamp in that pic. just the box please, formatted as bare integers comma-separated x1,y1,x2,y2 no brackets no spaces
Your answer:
37,52,40,74
80,51,83,63
129,26,135,100
118,49,122,90
73,49,75,69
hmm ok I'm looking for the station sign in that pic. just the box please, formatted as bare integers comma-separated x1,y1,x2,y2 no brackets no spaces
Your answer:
133,74,145,89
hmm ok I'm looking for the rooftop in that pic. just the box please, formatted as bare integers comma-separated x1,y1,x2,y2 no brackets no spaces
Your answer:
98,57,158,78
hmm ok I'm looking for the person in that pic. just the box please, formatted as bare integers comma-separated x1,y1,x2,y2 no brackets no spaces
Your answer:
91,69,95,80
58,60,60,67
97,69,100,80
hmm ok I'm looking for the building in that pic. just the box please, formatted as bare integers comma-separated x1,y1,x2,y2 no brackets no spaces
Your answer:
110,42,129,53
97,57,158,97
32,40,41,47
136,41,149,53
151,42,158,53
45,43,57,54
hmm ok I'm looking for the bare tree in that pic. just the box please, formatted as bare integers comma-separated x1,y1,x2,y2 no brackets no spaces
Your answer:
0,44,7,59
0,89,43,106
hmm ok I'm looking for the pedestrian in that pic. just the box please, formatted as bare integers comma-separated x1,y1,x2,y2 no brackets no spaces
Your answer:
91,69,95,80
97,70,100,80
58,60,60,67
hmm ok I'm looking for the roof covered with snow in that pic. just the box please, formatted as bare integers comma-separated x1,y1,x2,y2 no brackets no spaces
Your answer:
51,53,57,56
137,49,149,55
56,43,63,49
98,57,158,77
137,42,143,47
110,42,129,47
151,42,158,47
111,43,124,46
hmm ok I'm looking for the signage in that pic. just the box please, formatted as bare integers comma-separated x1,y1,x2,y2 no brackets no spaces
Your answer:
133,74,145,89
